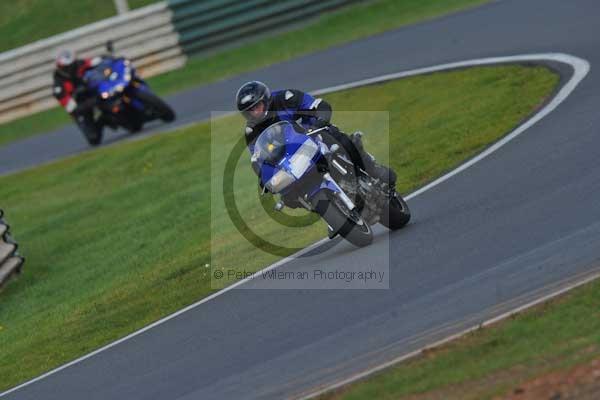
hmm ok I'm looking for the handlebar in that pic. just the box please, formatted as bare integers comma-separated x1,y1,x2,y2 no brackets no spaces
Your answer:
307,126,330,136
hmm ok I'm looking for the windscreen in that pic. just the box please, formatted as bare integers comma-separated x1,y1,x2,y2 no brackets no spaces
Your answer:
253,121,290,166
83,59,113,87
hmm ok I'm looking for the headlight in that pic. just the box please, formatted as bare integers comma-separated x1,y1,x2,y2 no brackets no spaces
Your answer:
289,139,318,178
100,85,125,100
265,169,295,193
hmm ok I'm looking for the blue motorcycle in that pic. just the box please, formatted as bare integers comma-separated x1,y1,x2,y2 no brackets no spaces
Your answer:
252,121,410,247
75,56,175,146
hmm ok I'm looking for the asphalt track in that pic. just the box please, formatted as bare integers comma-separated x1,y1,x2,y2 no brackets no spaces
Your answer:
2,0,600,398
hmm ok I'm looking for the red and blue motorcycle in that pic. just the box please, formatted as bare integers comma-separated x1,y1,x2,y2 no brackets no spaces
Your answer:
75,55,175,146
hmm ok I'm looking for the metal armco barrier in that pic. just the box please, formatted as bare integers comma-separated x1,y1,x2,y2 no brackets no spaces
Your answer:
0,209,25,289
169,0,356,55
0,0,356,125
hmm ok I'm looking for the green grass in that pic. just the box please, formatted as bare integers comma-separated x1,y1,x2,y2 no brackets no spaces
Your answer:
0,0,488,148
0,0,158,53
318,279,600,400
0,64,558,392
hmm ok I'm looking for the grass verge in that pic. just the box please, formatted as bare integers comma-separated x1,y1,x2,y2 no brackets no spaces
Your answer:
317,278,600,400
0,64,558,392
0,0,157,53
0,0,489,148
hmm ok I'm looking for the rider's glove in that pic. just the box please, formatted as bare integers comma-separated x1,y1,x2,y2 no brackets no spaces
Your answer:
65,98,78,114
312,118,330,129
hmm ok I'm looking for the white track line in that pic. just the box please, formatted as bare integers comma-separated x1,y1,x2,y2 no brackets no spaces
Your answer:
0,53,590,398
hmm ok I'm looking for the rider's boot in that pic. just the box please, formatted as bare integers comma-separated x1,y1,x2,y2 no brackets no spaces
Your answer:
351,131,397,188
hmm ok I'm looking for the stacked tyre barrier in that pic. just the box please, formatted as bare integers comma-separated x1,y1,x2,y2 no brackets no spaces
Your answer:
0,209,24,289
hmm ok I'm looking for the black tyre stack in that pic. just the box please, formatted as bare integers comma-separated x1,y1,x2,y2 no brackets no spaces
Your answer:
0,209,24,289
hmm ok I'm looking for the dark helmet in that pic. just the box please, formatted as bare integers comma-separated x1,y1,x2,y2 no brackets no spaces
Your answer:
236,81,271,124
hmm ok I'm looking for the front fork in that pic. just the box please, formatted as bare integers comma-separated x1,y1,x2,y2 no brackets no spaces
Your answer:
320,173,357,211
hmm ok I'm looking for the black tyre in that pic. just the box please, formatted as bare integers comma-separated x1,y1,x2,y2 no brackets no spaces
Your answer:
75,114,103,146
380,192,411,230
135,90,176,122
313,191,373,247
125,118,143,133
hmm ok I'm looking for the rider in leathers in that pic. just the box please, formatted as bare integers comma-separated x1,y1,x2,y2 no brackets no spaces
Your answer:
235,81,396,189
53,49,104,116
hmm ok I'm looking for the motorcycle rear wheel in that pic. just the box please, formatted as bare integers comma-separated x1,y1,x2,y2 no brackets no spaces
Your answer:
380,192,411,230
135,90,176,122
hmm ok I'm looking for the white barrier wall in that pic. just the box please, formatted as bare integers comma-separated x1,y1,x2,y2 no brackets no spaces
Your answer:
0,1,185,124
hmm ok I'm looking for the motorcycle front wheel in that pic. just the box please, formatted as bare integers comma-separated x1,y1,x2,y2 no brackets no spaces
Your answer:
312,191,373,247
75,113,103,146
